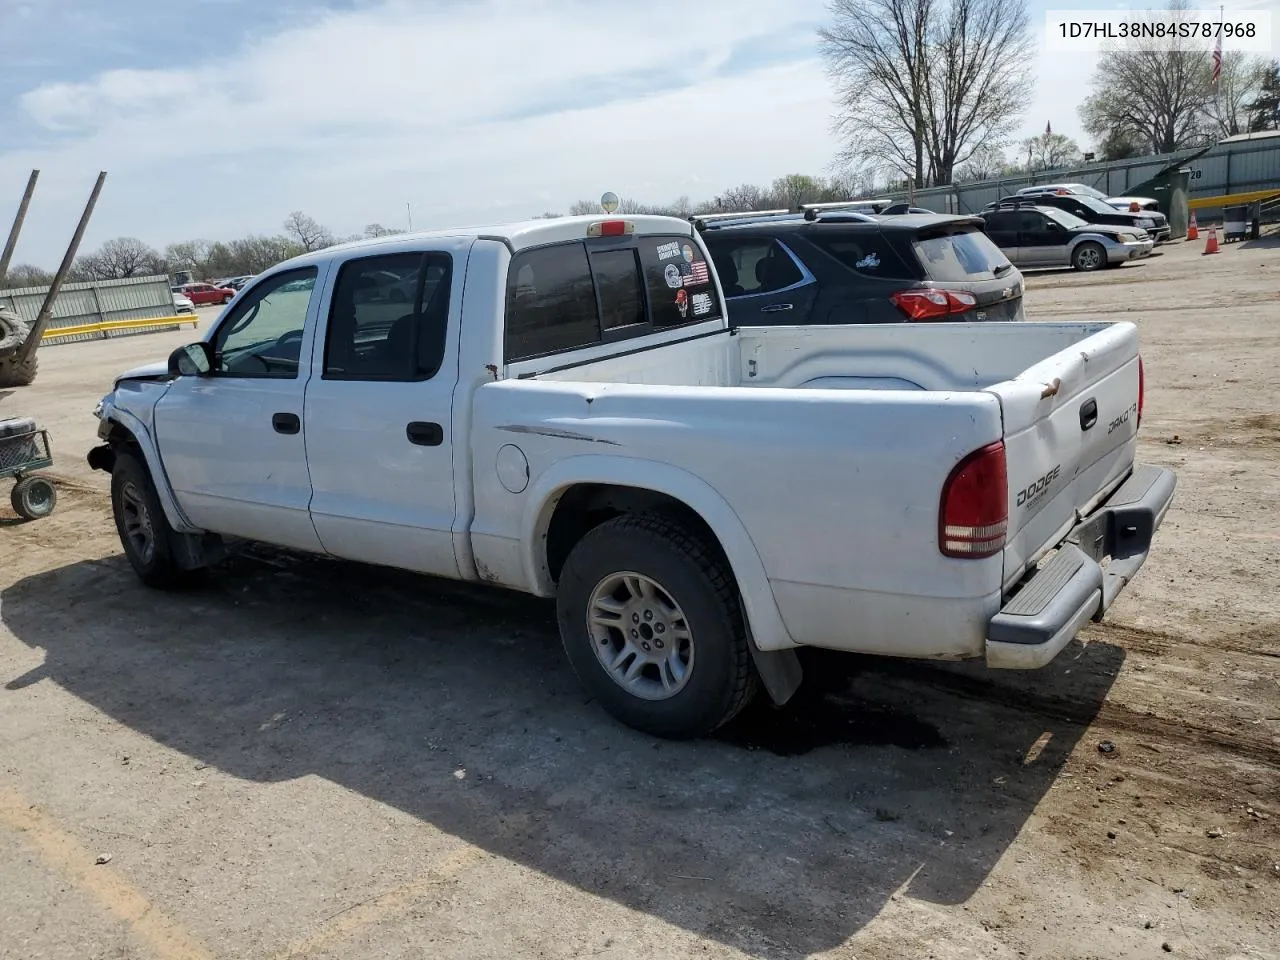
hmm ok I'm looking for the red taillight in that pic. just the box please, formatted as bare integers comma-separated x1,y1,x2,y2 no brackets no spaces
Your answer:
890,288,978,322
1137,355,1144,428
587,219,634,237
940,441,1008,559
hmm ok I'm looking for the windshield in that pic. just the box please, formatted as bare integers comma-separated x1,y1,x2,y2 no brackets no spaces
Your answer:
1071,195,1122,215
1044,208,1089,229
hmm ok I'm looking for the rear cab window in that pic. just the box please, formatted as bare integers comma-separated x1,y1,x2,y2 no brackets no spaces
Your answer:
910,227,1009,282
504,233,722,363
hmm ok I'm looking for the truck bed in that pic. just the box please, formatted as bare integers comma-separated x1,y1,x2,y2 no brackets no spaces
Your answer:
474,320,1142,660
535,321,1122,393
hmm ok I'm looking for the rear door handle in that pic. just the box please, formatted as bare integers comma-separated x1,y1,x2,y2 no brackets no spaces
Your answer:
760,303,793,313
1079,398,1098,430
406,421,444,446
271,412,300,435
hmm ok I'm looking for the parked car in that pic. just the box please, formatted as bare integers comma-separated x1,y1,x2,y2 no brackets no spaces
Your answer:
181,282,235,306
990,192,1169,243
1016,182,1161,210
89,214,1174,739
216,275,255,291
1105,196,1161,213
980,202,1153,271
694,208,1025,326
172,292,196,315
878,203,936,215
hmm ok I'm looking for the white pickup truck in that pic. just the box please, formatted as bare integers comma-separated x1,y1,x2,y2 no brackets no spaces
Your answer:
89,214,1175,738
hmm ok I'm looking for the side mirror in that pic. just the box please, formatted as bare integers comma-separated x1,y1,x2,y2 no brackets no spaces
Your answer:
168,342,213,377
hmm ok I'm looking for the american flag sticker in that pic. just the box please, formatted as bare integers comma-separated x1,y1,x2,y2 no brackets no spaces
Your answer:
683,260,709,286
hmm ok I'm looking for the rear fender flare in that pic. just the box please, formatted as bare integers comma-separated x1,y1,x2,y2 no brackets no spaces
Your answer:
521,455,796,652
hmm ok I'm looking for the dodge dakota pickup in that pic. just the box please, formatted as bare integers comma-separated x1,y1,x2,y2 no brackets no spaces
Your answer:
89,214,1176,738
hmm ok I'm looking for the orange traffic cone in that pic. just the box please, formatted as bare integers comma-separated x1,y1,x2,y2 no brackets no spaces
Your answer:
1187,211,1198,241
1203,225,1220,255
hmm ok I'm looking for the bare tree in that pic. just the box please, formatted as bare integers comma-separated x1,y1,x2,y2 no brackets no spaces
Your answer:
1079,0,1215,153
164,239,214,278
282,211,334,252
363,223,403,238
711,183,771,211
953,143,1012,181
0,264,55,289
1204,53,1272,138
74,237,166,280
820,0,1033,188
1021,132,1082,172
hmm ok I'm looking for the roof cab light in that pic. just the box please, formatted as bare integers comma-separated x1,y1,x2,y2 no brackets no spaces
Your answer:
939,440,1008,559
587,220,635,238
890,288,978,322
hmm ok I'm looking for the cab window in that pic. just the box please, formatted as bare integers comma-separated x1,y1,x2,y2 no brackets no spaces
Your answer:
504,234,720,362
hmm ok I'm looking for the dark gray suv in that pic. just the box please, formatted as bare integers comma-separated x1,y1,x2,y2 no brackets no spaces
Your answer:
694,210,1026,326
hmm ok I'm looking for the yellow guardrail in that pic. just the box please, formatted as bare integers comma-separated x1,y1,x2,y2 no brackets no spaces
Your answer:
1189,188,1280,211
42,314,199,341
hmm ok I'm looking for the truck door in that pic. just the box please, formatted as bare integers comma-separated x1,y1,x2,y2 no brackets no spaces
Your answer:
301,240,470,579
153,266,326,552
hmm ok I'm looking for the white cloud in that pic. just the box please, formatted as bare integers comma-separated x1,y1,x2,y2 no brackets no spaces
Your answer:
3,0,843,264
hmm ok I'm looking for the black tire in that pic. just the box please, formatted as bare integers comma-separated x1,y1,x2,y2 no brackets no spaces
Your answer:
110,451,200,589
11,475,56,520
1072,241,1106,272
556,513,759,739
0,353,38,387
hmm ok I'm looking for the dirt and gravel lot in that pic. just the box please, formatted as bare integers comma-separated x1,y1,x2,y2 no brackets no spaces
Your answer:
2,239,1278,960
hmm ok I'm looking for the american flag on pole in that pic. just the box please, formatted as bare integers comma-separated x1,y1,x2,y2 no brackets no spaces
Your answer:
1211,34,1222,88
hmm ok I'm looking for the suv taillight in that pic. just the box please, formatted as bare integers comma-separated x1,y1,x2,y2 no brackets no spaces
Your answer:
1137,355,1144,429
940,441,1008,559
891,288,978,322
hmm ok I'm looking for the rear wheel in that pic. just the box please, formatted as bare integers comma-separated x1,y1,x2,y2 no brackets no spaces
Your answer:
11,475,56,520
1072,241,1105,271
556,513,758,739
110,451,201,589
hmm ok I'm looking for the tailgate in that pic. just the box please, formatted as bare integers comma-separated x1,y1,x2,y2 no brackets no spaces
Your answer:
986,322,1142,590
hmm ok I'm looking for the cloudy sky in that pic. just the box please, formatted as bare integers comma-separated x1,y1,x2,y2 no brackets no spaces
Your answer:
0,0,1264,266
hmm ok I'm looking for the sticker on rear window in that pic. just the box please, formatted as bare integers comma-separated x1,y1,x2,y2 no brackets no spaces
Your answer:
656,241,681,261
675,289,689,317
681,243,695,263
664,263,683,289
856,252,880,270
683,261,709,286
692,292,712,316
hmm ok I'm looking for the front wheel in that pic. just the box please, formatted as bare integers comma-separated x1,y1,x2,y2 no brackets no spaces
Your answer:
556,513,758,739
110,451,201,589
1072,241,1106,271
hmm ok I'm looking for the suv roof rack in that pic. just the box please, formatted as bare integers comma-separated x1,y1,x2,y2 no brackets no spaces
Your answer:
798,199,895,220
689,209,792,231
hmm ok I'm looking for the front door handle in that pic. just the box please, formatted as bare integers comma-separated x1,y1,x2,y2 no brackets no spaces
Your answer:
760,303,794,313
272,412,300,435
1079,398,1098,430
406,421,444,446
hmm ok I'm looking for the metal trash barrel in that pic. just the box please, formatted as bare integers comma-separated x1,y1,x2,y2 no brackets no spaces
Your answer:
1224,205,1248,242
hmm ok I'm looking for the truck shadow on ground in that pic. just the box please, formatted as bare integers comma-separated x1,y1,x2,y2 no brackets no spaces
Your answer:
2,549,1125,959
